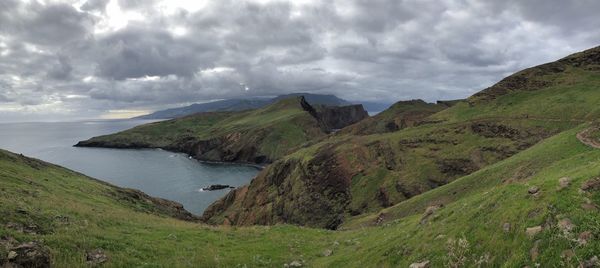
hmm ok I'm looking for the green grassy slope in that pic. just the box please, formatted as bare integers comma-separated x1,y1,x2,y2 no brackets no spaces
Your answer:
203,46,600,229
323,124,600,267
339,99,449,135
76,97,331,164
3,124,600,267
0,149,336,267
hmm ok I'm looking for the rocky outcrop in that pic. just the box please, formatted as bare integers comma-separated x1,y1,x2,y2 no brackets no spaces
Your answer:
76,97,368,165
470,122,522,140
112,188,200,221
1,238,51,268
86,249,108,265
470,45,600,103
203,115,557,228
314,104,369,130
340,99,447,136
201,184,234,191
191,132,269,164
436,158,478,177
202,144,353,229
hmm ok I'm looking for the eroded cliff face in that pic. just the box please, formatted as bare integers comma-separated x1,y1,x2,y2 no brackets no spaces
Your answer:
201,117,558,229
202,144,353,229
165,99,369,164
315,105,370,130
76,97,369,165
340,99,450,136
188,131,269,164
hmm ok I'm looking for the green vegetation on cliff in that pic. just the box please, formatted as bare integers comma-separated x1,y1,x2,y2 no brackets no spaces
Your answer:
5,46,600,267
76,97,368,164
203,46,600,229
319,124,600,267
3,124,600,266
0,149,337,267
340,99,450,135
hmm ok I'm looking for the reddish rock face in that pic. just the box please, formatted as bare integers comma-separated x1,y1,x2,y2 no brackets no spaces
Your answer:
202,144,353,229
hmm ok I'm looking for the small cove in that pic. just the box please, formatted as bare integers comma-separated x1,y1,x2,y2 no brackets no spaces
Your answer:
0,120,259,215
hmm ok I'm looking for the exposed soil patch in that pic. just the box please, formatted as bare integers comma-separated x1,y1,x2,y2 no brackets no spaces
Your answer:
470,122,521,140
437,158,478,177
577,127,600,149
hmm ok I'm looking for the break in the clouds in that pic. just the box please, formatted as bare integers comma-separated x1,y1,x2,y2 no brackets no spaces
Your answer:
1,0,599,121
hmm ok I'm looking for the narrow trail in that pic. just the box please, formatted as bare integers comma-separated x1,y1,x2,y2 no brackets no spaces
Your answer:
577,127,600,149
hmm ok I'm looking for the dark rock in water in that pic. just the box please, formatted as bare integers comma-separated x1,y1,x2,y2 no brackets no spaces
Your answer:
202,184,235,191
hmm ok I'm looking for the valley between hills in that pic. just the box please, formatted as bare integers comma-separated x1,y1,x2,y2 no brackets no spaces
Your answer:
3,46,600,267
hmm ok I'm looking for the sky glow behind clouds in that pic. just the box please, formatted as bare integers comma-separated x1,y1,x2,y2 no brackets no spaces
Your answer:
0,0,599,121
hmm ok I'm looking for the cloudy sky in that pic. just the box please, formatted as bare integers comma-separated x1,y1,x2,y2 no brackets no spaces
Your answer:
1,0,599,121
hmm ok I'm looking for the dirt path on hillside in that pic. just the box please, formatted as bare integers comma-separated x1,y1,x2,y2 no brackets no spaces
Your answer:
577,127,600,149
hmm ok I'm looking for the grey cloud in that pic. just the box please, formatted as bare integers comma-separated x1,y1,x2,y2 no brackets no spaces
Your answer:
47,55,73,80
0,94,11,102
81,0,110,13
95,27,221,80
508,0,600,30
1,0,600,121
118,0,158,10
8,2,94,47
0,80,12,102
341,0,417,33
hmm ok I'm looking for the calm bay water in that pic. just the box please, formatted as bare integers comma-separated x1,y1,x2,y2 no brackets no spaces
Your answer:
0,120,259,215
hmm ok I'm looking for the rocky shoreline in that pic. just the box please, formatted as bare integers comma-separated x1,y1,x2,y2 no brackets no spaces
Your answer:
75,97,369,166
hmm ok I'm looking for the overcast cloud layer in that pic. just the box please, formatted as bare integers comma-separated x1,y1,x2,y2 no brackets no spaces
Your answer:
1,0,599,121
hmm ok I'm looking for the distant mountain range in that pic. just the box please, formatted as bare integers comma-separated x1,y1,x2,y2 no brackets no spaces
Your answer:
134,93,391,119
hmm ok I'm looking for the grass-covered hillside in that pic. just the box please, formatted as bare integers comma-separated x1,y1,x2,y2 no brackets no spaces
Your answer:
203,46,600,229
0,149,337,267
76,97,367,165
339,99,451,136
319,124,600,267
3,124,600,267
